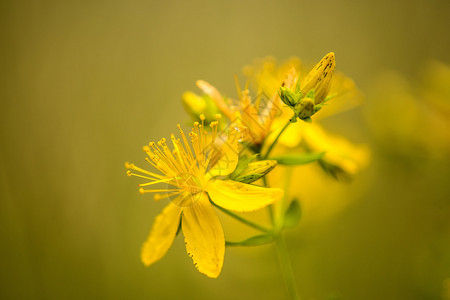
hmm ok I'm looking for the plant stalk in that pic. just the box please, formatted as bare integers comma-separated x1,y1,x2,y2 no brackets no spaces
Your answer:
275,234,300,300
212,202,270,233
262,119,292,160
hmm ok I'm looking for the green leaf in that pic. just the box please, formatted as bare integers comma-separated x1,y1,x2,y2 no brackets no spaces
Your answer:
283,199,302,229
271,152,325,165
225,234,274,247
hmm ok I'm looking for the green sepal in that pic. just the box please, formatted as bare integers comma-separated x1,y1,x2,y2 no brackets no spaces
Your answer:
294,80,301,93
323,92,337,103
279,86,299,106
282,199,302,229
228,154,259,179
289,115,298,123
176,216,182,236
313,96,331,115
305,89,315,99
300,117,312,123
271,152,325,165
225,234,274,247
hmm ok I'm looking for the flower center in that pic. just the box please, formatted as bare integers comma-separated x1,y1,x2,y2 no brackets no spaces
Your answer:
170,173,204,208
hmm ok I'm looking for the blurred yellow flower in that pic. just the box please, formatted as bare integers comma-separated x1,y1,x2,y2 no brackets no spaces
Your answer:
195,79,280,147
244,54,368,177
193,54,338,146
291,122,370,176
126,116,282,278
366,61,450,159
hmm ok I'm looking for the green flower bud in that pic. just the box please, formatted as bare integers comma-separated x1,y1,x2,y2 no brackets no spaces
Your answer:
295,97,315,119
232,160,277,184
279,86,299,106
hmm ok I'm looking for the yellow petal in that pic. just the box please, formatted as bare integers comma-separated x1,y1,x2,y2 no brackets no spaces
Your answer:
206,180,282,212
207,128,239,177
196,80,234,119
182,193,225,278
141,203,182,266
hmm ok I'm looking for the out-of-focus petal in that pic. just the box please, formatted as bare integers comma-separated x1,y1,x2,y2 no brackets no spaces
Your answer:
196,80,234,119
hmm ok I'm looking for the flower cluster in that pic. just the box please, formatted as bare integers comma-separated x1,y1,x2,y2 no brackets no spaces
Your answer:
126,52,368,279
278,52,335,122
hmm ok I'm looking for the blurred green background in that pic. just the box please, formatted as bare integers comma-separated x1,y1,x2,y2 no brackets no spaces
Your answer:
1,0,449,299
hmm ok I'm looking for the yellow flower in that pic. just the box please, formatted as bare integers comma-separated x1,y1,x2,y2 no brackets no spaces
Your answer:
186,57,300,147
195,79,280,147
125,115,282,278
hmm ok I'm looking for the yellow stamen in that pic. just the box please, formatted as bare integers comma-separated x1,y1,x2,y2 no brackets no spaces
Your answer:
127,171,160,181
125,162,164,179
138,178,174,187
153,191,183,201
177,124,195,162
139,188,180,194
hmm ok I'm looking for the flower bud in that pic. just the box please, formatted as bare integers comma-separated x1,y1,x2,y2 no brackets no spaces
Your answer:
302,52,335,104
182,91,207,117
295,97,315,119
279,86,299,106
232,160,277,184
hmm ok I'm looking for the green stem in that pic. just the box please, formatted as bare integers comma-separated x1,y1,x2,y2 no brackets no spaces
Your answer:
275,234,300,300
263,176,275,225
212,202,270,233
262,119,292,160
